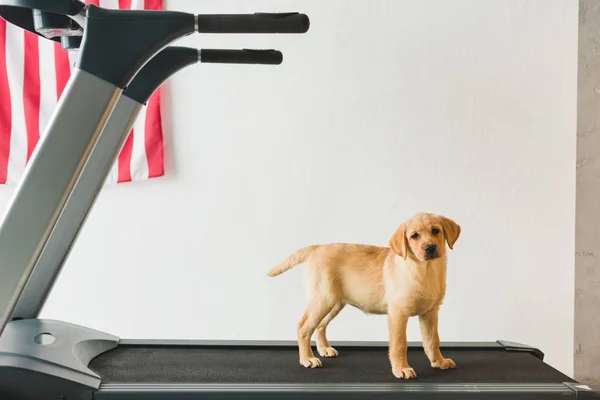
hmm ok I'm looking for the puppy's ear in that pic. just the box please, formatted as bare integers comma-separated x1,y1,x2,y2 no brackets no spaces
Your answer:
389,222,408,259
439,216,461,249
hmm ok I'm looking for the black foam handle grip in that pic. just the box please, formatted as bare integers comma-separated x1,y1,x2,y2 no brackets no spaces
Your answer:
196,12,309,34
200,49,283,65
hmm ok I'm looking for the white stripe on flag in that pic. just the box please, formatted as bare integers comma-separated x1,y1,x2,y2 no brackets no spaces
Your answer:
131,104,149,180
5,25,26,184
131,0,145,10
99,0,119,10
38,39,58,140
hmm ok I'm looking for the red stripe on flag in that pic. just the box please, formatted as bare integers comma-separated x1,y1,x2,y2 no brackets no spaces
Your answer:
142,0,164,179
118,130,134,182
144,0,163,10
119,0,132,9
86,0,100,6
145,89,164,178
54,42,71,99
23,32,41,161
0,19,11,184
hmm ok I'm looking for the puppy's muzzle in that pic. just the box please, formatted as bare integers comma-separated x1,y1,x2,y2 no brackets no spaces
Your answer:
424,244,438,259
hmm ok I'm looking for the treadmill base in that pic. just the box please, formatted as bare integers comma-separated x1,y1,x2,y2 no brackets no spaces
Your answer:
0,319,119,400
0,319,598,400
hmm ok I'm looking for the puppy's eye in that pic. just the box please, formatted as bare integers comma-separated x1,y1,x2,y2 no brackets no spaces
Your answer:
432,228,440,235
410,233,419,239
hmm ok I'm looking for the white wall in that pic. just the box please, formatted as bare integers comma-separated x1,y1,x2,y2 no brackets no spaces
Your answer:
0,0,578,376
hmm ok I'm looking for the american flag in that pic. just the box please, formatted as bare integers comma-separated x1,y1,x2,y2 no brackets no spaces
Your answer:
0,0,165,185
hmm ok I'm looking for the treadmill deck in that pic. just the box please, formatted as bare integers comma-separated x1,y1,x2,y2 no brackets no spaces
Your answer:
89,343,572,384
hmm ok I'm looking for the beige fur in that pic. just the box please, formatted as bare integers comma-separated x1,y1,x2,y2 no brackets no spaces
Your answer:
267,212,461,379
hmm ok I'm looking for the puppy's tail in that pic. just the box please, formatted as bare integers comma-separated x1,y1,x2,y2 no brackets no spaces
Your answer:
267,245,319,277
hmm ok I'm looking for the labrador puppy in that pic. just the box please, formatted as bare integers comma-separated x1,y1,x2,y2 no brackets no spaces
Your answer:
267,212,460,379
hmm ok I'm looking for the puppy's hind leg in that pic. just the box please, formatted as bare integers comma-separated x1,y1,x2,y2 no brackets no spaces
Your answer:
297,299,335,368
315,303,345,358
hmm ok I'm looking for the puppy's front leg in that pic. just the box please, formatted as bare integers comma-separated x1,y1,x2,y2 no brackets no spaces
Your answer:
388,306,416,379
419,308,456,370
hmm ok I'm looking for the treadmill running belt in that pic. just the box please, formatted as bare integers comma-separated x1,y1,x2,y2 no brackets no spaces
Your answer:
89,345,572,384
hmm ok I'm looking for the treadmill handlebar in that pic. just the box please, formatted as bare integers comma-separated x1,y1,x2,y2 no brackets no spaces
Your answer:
0,7,310,49
196,12,310,34
0,5,308,88
199,49,283,65
125,46,284,105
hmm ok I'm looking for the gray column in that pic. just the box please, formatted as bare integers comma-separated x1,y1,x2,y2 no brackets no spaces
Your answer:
576,0,600,385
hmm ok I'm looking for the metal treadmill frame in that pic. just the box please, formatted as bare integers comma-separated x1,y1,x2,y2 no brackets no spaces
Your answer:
0,1,598,400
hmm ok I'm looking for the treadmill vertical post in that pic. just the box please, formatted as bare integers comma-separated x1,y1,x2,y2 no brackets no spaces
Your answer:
8,95,144,320
10,46,284,321
0,68,122,334
10,47,201,321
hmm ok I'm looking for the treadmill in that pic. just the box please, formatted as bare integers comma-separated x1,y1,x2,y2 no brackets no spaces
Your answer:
0,1,597,399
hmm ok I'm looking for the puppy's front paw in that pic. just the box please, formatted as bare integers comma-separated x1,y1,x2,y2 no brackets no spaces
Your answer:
300,357,322,368
317,346,339,358
431,358,456,370
392,365,417,379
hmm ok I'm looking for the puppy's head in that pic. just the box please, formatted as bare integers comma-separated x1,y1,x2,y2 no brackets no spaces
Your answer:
389,213,460,262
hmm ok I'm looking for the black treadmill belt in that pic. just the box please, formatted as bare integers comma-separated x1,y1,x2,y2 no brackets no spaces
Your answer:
90,345,573,384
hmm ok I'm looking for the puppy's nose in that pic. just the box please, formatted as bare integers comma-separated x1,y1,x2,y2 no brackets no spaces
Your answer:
424,244,437,255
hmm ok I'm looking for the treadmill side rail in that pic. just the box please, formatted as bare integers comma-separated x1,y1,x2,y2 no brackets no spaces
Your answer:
0,319,119,400
564,382,600,399
94,382,581,400
497,340,545,361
